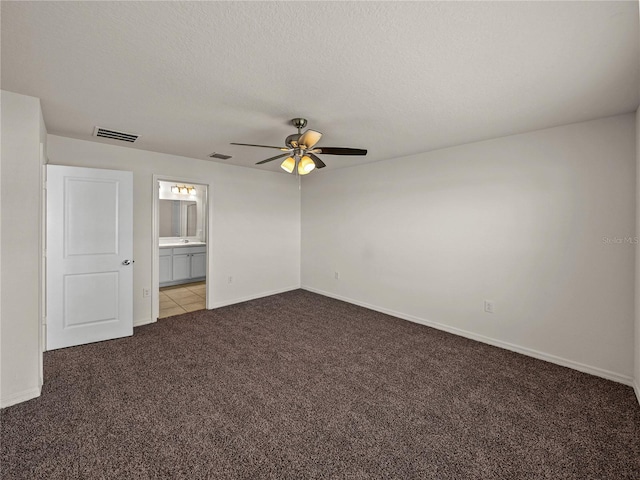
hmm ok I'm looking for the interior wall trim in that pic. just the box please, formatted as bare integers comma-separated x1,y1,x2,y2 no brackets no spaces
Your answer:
634,381,640,407
151,174,212,323
210,285,300,310
302,286,635,388
1,387,41,409
134,317,155,328
137,285,301,324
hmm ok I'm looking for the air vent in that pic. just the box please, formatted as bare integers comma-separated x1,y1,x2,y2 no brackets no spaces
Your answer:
208,152,232,160
93,126,139,143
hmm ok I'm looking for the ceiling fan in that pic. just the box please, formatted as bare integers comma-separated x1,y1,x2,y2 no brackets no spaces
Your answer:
231,118,367,175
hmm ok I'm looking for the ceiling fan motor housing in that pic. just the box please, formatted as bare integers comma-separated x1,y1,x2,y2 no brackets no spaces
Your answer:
285,133,302,148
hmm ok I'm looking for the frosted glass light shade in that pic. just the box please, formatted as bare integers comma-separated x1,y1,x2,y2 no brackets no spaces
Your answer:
188,187,196,195
171,186,179,194
280,156,295,173
298,156,316,175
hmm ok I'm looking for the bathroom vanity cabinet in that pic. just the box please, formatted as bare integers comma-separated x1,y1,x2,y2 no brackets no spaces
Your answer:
160,245,206,287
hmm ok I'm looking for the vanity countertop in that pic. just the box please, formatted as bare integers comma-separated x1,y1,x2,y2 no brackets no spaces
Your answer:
160,242,206,248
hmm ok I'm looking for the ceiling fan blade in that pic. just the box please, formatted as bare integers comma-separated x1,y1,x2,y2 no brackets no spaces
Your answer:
307,153,326,169
256,152,289,165
231,142,290,152
315,147,367,156
256,153,290,165
298,129,323,149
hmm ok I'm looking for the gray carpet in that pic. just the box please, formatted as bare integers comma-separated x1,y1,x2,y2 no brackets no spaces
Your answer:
2,289,639,479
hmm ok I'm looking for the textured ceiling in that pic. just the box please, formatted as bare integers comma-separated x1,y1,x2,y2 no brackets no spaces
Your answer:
2,1,639,173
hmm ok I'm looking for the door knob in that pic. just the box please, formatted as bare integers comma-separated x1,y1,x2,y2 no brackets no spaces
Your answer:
122,259,134,265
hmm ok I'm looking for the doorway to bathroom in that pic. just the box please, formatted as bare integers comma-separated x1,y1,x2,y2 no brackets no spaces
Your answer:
152,177,210,320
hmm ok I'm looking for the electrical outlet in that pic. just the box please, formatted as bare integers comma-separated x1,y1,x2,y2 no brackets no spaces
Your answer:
334,271,340,280
143,288,150,298
484,300,494,314
228,276,233,284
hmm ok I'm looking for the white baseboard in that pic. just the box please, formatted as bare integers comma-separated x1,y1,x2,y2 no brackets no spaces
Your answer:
302,286,635,387
1,386,41,409
137,285,300,324
210,285,300,309
634,381,640,406
134,317,156,327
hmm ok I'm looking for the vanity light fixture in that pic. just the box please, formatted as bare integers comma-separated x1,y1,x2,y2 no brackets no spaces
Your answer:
171,185,197,195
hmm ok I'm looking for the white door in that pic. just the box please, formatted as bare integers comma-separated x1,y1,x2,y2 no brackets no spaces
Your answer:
46,165,133,350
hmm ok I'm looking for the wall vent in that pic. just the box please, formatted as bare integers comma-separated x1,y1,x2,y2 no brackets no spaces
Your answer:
208,152,232,160
93,126,139,143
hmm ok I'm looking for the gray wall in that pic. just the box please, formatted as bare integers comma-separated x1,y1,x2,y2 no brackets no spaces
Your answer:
302,114,636,383
47,135,301,324
1,91,46,407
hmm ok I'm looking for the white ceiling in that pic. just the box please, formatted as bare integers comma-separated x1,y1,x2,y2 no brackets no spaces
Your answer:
2,1,639,173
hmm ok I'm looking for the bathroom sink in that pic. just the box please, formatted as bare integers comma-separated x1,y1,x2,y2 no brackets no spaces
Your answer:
160,241,206,247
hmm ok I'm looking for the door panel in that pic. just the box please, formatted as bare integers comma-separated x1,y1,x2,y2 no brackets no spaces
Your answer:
65,178,119,256
47,165,133,350
64,272,118,327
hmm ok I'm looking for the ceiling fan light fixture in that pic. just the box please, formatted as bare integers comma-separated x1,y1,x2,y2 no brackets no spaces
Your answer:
233,118,367,172
280,156,295,173
298,156,316,175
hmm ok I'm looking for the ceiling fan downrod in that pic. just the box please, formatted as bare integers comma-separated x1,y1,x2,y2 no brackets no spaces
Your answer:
291,118,307,132
286,118,308,148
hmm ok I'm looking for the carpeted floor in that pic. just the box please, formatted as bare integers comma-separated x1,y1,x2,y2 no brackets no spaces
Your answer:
2,290,639,479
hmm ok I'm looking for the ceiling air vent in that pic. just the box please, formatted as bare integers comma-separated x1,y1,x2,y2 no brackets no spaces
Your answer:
93,126,139,143
208,152,232,160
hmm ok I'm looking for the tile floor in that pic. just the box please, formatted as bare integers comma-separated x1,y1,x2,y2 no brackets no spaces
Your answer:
159,281,206,318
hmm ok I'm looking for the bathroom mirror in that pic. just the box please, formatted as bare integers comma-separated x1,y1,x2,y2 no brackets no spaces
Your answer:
159,200,197,237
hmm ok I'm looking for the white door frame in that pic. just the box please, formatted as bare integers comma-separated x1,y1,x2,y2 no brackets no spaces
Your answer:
151,174,213,321
39,147,46,363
